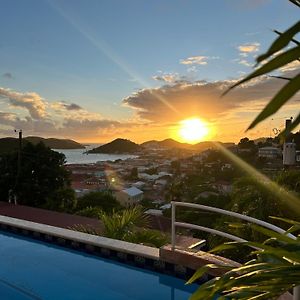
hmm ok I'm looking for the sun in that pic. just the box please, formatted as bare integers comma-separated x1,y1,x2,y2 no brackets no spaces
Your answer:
179,118,209,143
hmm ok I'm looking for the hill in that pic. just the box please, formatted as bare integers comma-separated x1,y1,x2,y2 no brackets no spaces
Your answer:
141,138,192,149
25,137,84,149
141,138,235,151
88,138,142,154
193,141,235,151
0,136,84,154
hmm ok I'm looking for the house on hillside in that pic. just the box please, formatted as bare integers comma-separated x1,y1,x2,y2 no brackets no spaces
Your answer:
214,180,232,194
258,147,281,159
115,187,144,206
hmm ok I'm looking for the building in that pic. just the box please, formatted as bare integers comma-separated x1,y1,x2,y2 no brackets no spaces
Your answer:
115,186,144,206
296,150,300,163
145,209,163,216
214,180,232,194
283,142,296,166
258,147,281,159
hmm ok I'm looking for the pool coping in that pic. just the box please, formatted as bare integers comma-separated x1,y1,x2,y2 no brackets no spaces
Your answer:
0,215,158,260
0,215,199,281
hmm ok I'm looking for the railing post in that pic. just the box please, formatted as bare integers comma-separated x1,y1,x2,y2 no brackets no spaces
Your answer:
294,286,300,300
171,202,175,251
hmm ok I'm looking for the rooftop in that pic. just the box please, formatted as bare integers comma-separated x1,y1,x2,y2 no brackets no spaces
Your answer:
122,186,144,197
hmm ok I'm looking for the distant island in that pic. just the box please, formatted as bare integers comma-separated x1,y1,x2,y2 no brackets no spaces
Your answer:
88,137,235,154
88,138,141,154
0,136,84,154
25,137,85,149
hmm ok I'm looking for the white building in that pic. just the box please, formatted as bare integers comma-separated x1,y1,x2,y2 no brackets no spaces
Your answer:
115,186,144,207
258,147,281,159
283,143,296,166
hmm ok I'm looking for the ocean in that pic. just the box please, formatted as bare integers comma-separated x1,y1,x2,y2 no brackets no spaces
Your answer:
53,144,138,165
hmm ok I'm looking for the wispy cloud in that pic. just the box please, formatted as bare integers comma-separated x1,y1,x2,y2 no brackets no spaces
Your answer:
279,60,300,72
238,42,260,53
238,59,253,67
51,102,83,112
180,56,209,65
152,72,180,83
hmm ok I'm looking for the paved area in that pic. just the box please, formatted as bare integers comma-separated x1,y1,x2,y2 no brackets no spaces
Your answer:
0,202,102,230
0,202,201,248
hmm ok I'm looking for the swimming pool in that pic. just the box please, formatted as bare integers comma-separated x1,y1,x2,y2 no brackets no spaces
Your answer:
0,231,197,300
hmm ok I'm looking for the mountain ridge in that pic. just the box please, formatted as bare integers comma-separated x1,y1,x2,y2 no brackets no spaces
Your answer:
0,136,84,154
89,137,235,154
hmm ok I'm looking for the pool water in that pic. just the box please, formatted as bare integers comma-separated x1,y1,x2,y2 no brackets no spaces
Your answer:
0,231,197,300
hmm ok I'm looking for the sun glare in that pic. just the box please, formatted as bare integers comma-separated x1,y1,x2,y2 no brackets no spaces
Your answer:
179,118,209,143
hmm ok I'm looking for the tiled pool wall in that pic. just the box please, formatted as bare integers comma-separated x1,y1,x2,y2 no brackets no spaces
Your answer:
0,218,208,283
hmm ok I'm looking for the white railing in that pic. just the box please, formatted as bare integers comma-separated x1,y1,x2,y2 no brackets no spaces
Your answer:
171,201,299,300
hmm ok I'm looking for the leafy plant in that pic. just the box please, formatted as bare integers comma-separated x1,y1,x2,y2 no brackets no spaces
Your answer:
188,218,300,300
75,206,103,218
101,206,149,240
224,2,300,135
72,206,168,248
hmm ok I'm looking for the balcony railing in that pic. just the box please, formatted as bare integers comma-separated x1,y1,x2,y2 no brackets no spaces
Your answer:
171,201,299,300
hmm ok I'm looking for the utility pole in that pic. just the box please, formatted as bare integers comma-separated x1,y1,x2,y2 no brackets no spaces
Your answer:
14,129,22,205
17,130,22,176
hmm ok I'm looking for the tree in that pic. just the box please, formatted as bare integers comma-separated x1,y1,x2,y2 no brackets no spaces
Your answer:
76,190,122,213
128,167,138,180
276,170,300,193
165,180,184,202
0,142,75,210
144,167,158,175
209,174,300,254
171,160,181,174
238,137,255,150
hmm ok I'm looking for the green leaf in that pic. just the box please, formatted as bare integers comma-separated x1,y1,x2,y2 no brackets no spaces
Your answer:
223,46,300,95
187,264,225,284
285,224,300,234
257,21,300,63
209,242,242,253
247,73,300,130
249,224,297,243
269,216,300,226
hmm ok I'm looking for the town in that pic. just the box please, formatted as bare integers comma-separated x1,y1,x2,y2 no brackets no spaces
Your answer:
67,119,300,223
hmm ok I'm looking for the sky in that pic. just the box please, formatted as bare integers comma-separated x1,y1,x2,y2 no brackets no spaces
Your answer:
0,0,299,143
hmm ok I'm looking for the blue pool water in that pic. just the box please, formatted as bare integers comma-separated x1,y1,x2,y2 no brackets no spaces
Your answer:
0,231,197,299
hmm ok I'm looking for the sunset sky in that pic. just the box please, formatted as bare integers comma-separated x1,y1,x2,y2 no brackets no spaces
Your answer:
0,0,299,144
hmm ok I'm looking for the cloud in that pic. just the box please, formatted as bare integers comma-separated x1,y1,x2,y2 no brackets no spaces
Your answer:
51,101,83,112
123,70,299,124
180,56,208,65
0,88,47,119
0,109,140,141
238,42,260,53
0,86,141,141
279,60,300,72
2,73,13,79
152,73,179,83
63,103,82,111
238,59,253,67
